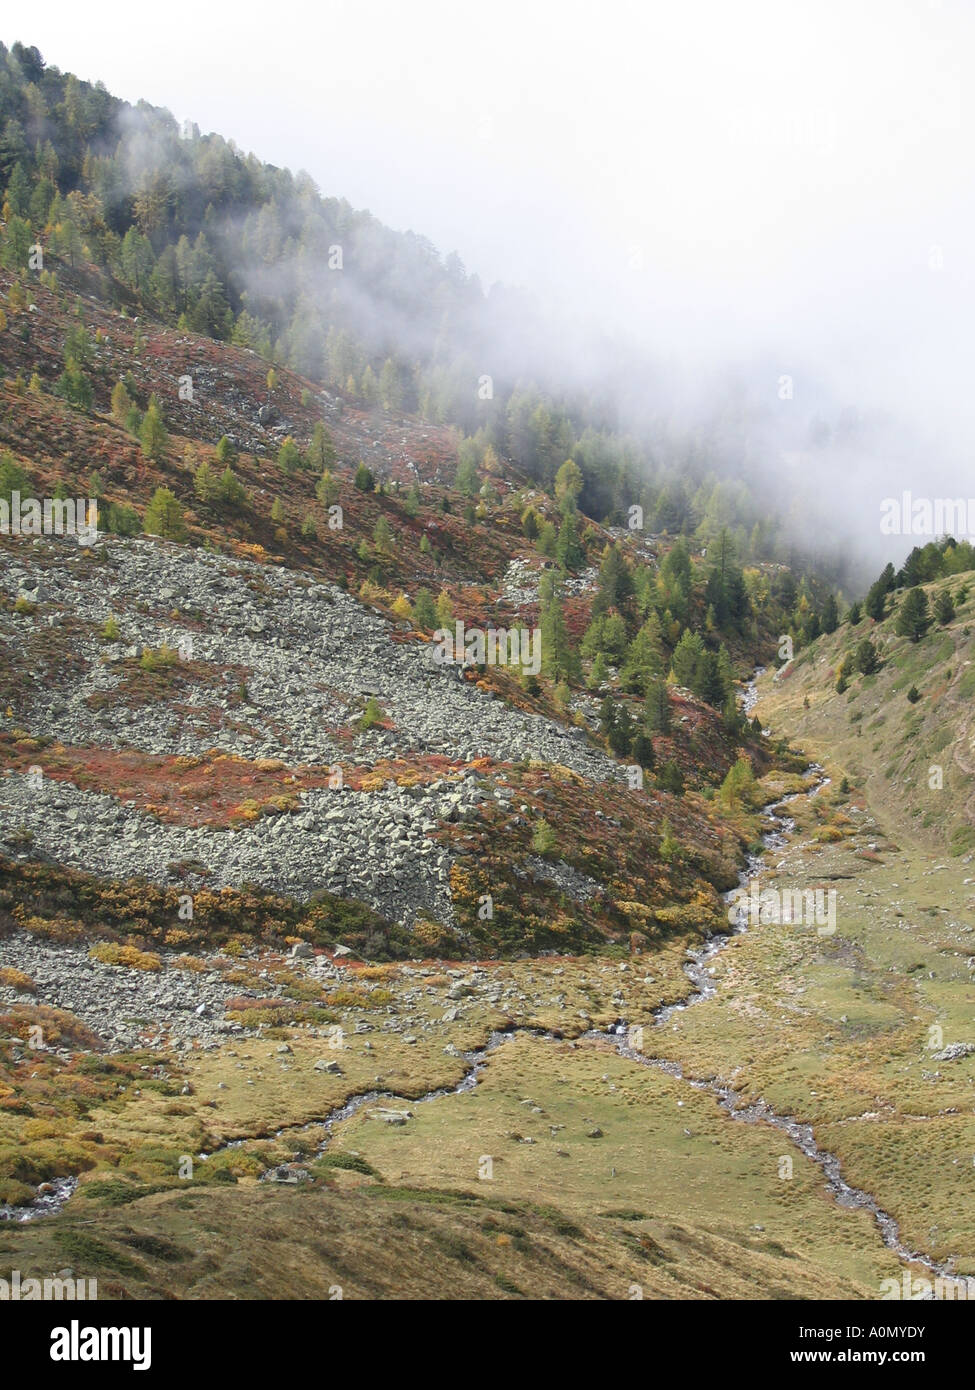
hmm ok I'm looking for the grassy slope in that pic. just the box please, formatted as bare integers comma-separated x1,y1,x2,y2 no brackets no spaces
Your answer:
659,583,975,1273
757,574,975,857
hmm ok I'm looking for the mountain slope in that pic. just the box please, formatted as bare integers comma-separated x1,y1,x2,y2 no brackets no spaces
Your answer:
1,42,962,1302
756,573,975,857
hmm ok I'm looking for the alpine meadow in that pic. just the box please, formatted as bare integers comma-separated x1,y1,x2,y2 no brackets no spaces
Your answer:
0,3,973,1350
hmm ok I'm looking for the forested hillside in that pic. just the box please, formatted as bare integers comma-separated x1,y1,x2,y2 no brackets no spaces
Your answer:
0,39,856,582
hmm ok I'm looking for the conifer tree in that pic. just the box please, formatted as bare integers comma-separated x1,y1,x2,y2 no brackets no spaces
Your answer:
895,587,931,643
144,486,186,541
139,395,168,461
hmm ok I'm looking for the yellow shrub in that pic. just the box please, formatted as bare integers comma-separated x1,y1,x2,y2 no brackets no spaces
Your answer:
89,943,162,972
412,918,449,950
614,901,653,925
0,967,35,993
358,580,390,606
448,864,476,906
20,1119,61,1141
815,825,844,843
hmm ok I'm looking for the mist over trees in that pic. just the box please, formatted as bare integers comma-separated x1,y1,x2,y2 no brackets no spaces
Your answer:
0,40,911,595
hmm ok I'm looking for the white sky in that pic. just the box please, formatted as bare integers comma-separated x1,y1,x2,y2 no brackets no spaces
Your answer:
10,0,975,536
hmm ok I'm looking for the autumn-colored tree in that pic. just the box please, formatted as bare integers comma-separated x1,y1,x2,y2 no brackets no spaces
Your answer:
435,590,453,626
217,466,246,507
554,457,583,505
305,422,336,472
315,470,340,507
140,395,168,461
194,458,216,502
277,436,301,474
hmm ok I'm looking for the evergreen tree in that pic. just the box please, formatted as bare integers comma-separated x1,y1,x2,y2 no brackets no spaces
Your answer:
454,439,479,496
0,451,29,502
855,638,880,674
537,521,558,558
695,650,727,707
217,466,246,507
592,542,634,617
379,358,403,411
277,436,302,474
581,614,606,662
556,503,583,570
194,457,216,502
659,817,680,861
305,422,336,473
554,458,583,505
540,578,580,683
144,486,187,541
598,612,629,664
120,226,155,289
821,593,839,633
4,162,29,216
657,539,692,621
718,757,758,812
619,613,663,694
139,395,168,461
521,507,540,540
864,578,888,622
316,470,340,507
933,590,956,626
657,760,684,796
864,563,896,622
671,629,705,687
723,691,742,733
599,696,632,755
631,731,655,769
895,586,931,643
374,515,394,554
360,364,378,405
435,590,453,626
643,677,671,733
588,651,609,688
1,215,32,270
413,589,437,630
54,360,93,409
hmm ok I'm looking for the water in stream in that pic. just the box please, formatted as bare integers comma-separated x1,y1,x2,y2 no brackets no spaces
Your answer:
2,676,966,1292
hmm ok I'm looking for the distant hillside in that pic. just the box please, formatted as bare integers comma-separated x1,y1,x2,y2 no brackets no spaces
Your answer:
0,38,857,582
755,566,975,856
